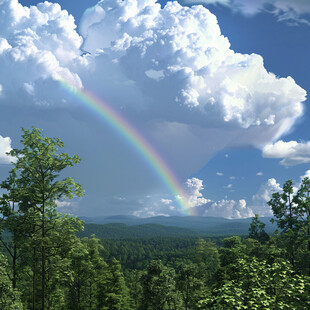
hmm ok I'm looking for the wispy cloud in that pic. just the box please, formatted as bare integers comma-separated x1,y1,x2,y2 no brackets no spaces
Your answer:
180,0,310,25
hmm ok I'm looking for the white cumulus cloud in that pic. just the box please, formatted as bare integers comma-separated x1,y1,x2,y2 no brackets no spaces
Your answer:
0,0,82,106
0,135,13,164
251,178,282,216
0,0,308,216
0,0,306,175
77,0,306,176
184,177,211,208
182,177,254,218
204,199,254,219
262,140,310,166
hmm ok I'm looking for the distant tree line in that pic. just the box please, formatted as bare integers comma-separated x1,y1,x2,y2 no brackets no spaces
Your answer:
1,128,310,309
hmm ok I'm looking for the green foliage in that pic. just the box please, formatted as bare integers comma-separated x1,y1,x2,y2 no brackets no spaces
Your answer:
125,270,143,309
248,214,269,243
268,180,299,232
0,254,22,309
175,262,205,310
200,257,309,309
102,258,132,310
0,128,86,309
141,260,182,310
268,177,310,269
193,238,220,285
99,237,200,270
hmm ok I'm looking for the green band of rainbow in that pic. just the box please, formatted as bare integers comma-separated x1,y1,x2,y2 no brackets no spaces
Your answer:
56,77,192,215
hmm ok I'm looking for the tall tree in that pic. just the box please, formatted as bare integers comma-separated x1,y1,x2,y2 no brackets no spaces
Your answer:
268,180,300,266
248,214,269,243
268,180,299,232
1,127,84,310
102,258,132,310
125,270,143,309
293,177,310,274
175,262,204,310
0,169,25,290
296,177,310,249
141,260,182,310
193,238,220,285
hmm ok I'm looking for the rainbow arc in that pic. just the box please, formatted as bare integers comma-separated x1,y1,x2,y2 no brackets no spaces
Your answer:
56,77,192,215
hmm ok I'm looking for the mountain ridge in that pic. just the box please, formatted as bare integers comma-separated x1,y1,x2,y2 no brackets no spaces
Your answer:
78,215,276,238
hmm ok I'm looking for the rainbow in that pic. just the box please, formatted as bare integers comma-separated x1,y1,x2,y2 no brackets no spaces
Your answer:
56,77,192,215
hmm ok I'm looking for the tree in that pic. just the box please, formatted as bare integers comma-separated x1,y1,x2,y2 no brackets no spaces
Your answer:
141,260,182,310
268,178,310,267
175,262,204,310
0,169,24,290
193,238,220,285
102,258,132,310
218,236,245,268
66,236,110,310
268,180,301,266
295,177,310,249
268,180,299,232
0,253,23,309
0,127,84,310
199,257,309,309
125,269,143,309
248,214,269,243
293,177,310,274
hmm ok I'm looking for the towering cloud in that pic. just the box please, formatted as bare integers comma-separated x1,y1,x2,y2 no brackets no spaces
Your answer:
185,177,210,208
0,0,82,106
0,0,307,215
76,0,306,175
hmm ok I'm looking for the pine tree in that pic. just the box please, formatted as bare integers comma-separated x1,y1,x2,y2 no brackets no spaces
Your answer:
102,258,132,310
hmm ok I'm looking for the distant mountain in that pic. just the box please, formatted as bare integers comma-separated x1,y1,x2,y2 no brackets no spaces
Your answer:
78,223,198,239
79,215,276,238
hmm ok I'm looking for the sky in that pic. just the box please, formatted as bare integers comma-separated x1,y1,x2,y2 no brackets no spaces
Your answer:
0,0,310,218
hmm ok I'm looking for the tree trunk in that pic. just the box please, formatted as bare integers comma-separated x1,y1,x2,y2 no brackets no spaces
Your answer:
12,244,17,289
33,248,36,310
41,204,46,310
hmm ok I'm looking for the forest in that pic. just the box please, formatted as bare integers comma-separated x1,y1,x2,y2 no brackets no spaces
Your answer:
1,128,310,309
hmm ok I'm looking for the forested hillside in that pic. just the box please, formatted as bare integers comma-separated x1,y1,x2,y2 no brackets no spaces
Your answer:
78,223,198,239
1,128,310,309
80,216,277,236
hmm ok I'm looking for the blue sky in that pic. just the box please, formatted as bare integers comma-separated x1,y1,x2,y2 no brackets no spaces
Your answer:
1,0,310,218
